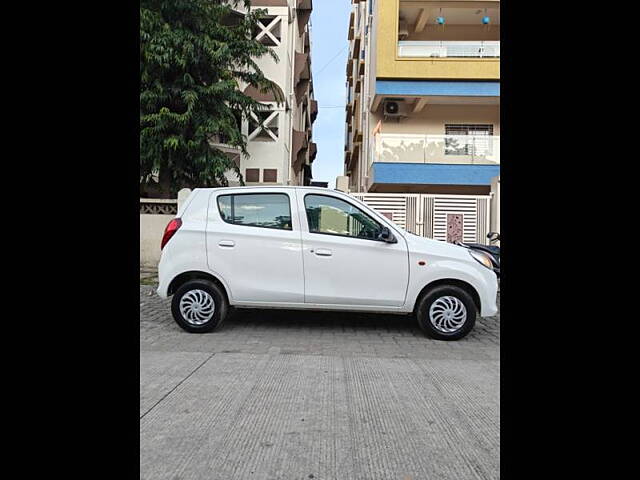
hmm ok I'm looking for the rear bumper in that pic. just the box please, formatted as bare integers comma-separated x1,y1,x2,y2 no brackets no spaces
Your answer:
156,282,169,299
156,253,169,299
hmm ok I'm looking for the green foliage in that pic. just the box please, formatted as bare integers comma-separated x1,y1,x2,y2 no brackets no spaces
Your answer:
140,0,281,196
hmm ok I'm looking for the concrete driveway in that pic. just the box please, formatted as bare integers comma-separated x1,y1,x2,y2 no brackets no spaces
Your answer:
140,285,499,480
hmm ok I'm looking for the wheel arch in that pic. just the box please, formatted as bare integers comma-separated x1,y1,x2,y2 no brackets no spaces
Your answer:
413,279,481,314
168,270,230,303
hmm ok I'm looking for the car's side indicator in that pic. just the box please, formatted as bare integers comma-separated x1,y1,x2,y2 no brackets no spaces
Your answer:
418,260,426,266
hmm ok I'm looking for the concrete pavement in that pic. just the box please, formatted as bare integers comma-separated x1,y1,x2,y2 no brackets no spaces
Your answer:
140,285,500,480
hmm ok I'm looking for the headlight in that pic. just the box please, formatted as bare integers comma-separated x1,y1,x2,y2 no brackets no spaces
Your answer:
468,249,494,270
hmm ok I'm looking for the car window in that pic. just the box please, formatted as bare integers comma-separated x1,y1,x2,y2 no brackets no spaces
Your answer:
217,193,292,230
304,194,382,240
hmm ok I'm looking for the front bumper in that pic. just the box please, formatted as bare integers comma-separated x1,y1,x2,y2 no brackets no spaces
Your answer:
481,292,499,317
479,271,499,317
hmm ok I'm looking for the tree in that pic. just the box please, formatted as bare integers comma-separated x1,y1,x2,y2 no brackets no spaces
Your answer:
140,0,281,197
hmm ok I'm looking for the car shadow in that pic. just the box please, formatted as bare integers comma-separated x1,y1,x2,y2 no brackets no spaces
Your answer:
224,307,419,333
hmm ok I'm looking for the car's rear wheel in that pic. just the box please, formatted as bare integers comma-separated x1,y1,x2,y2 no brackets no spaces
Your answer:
171,279,228,333
415,285,476,340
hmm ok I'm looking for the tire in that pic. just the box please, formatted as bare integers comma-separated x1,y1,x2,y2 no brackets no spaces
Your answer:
171,279,228,333
415,285,476,341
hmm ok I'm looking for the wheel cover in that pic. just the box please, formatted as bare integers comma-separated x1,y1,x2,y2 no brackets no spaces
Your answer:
429,296,467,333
179,289,215,326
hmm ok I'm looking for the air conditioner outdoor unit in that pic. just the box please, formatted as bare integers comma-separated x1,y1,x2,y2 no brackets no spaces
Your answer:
383,100,407,118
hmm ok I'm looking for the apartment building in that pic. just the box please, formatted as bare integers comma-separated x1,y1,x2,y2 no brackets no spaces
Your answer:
344,0,499,195
223,0,318,187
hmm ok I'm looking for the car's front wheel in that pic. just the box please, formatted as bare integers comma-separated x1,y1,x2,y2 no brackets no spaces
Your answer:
171,279,228,333
415,285,476,340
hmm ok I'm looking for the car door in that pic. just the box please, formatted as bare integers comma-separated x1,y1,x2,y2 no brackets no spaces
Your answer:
296,191,409,307
206,190,304,304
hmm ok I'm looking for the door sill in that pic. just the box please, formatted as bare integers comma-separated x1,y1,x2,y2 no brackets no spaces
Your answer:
232,301,409,314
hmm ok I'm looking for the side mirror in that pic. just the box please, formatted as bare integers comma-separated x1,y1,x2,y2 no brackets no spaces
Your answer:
378,227,397,243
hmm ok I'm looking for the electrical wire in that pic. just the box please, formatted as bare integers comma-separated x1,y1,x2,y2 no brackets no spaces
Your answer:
313,44,348,78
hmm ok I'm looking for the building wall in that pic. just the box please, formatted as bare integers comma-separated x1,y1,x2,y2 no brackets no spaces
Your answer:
242,105,290,185
344,0,500,194
226,1,316,187
372,104,500,136
345,0,374,192
244,4,291,186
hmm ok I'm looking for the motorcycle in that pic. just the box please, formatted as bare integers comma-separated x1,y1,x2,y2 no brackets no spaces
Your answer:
456,232,500,278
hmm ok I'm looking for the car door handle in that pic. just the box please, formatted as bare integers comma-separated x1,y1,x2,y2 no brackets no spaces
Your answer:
218,240,235,248
314,248,332,257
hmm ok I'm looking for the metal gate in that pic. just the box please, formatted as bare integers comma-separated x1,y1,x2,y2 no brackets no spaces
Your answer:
350,193,491,245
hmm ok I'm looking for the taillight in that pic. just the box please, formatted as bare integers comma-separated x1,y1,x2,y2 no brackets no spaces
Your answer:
161,218,182,250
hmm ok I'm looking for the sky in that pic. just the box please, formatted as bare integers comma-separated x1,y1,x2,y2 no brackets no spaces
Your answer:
309,0,352,186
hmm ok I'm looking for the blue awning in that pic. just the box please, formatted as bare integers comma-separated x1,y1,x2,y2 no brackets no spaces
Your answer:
376,80,499,97
371,163,500,186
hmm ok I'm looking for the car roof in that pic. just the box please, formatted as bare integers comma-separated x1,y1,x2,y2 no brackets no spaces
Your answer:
196,186,340,193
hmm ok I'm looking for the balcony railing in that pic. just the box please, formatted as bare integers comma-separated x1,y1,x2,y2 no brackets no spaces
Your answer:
373,133,500,165
398,41,500,58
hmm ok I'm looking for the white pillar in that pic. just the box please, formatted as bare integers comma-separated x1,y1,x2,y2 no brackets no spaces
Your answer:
335,176,350,192
490,176,500,240
177,188,192,212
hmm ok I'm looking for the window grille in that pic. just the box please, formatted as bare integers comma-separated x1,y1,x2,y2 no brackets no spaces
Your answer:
444,124,494,157
254,16,282,47
245,168,260,183
263,169,277,183
248,110,279,142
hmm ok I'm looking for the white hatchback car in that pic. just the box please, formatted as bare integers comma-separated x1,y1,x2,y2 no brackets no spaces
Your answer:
157,187,498,340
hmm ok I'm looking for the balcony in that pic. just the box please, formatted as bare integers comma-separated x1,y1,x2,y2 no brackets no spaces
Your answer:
398,41,500,58
376,0,500,80
310,99,318,122
348,10,354,40
209,135,242,167
373,133,500,165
